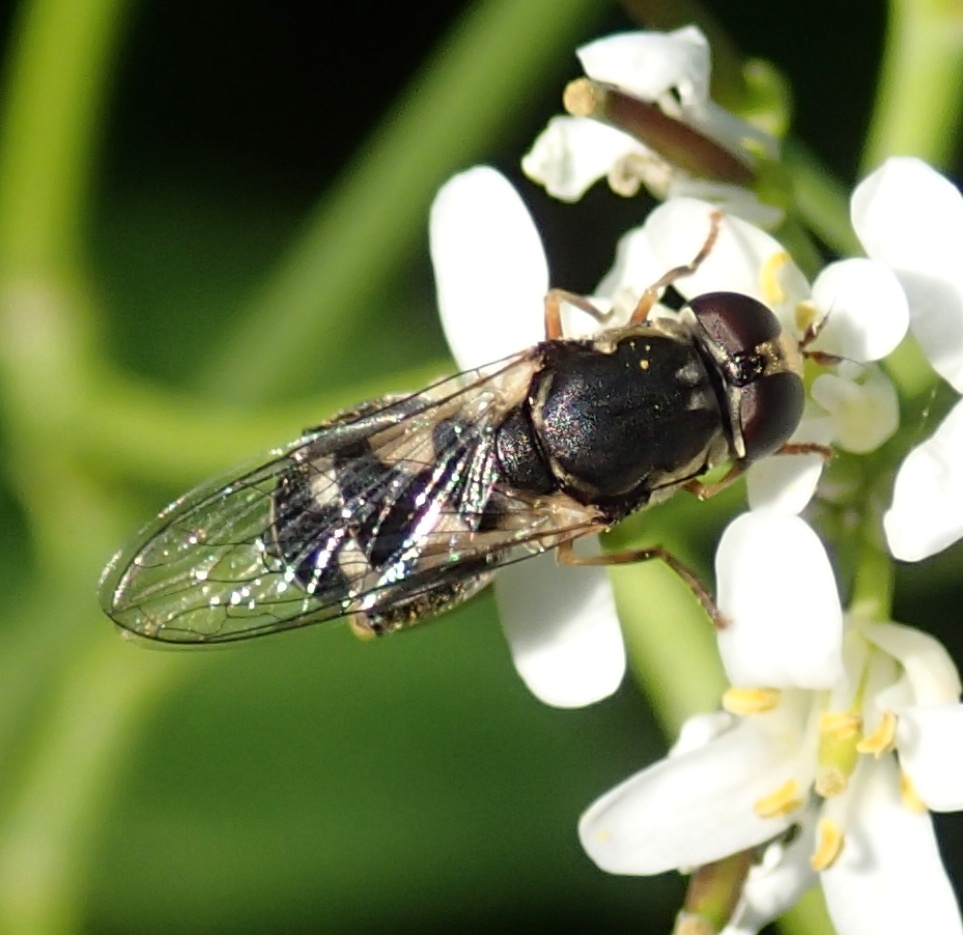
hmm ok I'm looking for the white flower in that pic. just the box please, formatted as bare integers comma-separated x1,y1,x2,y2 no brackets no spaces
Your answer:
429,166,625,708
850,158,963,561
580,512,963,934
594,195,907,514
522,27,780,223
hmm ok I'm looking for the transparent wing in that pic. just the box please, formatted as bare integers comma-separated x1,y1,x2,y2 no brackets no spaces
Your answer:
99,355,601,645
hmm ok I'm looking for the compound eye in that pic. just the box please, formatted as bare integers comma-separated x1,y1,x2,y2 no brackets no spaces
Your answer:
687,292,782,356
739,371,805,462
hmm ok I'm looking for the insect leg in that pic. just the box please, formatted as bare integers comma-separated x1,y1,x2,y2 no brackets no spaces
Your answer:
630,210,723,324
684,443,833,500
543,288,611,340
797,306,849,366
775,441,833,459
557,539,727,629
683,463,747,501
802,348,844,367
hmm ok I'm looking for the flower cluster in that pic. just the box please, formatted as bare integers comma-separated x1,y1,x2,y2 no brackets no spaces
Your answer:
582,511,963,935
429,24,963,934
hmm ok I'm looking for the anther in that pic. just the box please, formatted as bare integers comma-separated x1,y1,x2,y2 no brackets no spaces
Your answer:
759,250,791,306
810,818,844,871
856,711,897,756
722,687,782,715
754,780,804,818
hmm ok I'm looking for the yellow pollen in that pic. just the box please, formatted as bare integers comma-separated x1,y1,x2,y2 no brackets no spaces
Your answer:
900,771,927,813
856,711,898,756
639,359,650,370
819,711,862,740
810,818,844,871
563,77,597,118
759,250,791,306
794,298,820,335
754,779,804,818
722,686,782,715
815,766,848,797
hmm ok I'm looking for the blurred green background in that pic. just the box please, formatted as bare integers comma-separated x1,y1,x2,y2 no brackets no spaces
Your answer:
1,1,962,933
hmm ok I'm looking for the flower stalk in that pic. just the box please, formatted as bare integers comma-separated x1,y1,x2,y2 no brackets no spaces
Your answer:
678,849,758,935
563,77,757,186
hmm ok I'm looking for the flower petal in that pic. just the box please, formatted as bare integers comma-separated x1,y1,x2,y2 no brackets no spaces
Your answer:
851,158,963,273
884,398,963,561
576,27,712,102
642,198,811,327
851,158,963,392
821,756,963,935
715,513,844,689
897,705,963,811
905,271,963,393
594,224,664,320
745,415,833,514
493,543,624,708
861,620,962,705
576,28,776,163
579,716,802,874
810,365,899,454
522,116,642,202
809,258,908,361
669,177,785,227
671,710,736,757
430,166,548,369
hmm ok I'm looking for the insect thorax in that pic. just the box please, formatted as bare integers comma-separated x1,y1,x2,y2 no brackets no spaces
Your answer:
496,330,731,517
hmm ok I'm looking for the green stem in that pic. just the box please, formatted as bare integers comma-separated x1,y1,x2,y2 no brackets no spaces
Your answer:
782,141,861,258
613,505,728,734
779,887,836,935
680,850,756,933
0,634,178,935
862,0,963,171
617,567,727,735
0,2,157,932
849,527,895,623
82,359,449,487
0,0,131,277
199,0,604,404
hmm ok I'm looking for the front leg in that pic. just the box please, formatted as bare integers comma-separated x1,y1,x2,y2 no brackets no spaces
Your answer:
630,210,723,324
543,288,612,340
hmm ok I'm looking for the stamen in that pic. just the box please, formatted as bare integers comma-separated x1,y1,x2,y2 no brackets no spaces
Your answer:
754,780,804,818
722,687,782,715
759,251,791,306
608,153,667,198
810,818,844,871
900,771,926,813
856,711,898,756
819,711,862,739
563,78,598,118
816,711,861,795
794,298,819,335
815,766,848,797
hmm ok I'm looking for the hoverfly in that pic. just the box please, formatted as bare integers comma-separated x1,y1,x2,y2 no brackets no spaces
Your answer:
99,214,806,644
